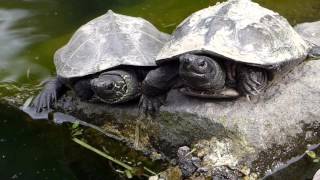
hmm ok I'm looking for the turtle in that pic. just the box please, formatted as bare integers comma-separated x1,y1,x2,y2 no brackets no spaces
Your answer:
139,0,320,114
32,10,169,112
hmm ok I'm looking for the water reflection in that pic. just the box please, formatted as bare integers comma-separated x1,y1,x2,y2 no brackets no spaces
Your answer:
0,9,49,83
0,103,76,179
1,0,320,84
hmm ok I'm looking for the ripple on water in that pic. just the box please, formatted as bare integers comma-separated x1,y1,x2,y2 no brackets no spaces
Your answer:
0,9,49,83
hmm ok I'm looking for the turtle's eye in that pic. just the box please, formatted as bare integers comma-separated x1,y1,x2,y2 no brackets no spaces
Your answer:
198,60,207,68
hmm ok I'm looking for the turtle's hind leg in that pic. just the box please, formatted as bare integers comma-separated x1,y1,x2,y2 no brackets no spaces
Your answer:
237,65,268,97
31,77,66,112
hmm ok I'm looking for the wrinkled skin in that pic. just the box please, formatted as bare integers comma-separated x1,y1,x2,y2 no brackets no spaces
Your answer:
32,78,67,113
138,93,166,117
32,69,144,112
138,62,179,118
177,146,201,177
139,53,269,117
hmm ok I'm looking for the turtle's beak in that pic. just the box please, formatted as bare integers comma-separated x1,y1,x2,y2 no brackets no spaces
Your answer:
90,72,127,103
179,54,211,88
90,78,116,99
179,54,209,75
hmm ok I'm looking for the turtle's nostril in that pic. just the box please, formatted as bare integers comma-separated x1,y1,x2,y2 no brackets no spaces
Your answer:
179,54,190,64
185,58,191,65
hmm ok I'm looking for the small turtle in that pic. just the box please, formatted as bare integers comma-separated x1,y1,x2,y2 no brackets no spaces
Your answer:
32,10,169,112
139,0,320,114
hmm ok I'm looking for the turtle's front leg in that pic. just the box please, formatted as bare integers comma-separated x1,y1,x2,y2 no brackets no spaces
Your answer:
139,92,166,117
31,77,67,112
225,61,237,87
139,63,179,117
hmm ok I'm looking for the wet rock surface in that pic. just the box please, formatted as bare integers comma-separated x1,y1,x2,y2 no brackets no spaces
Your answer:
177,146,201,177
314,169,320,180
295,21,320,47
52,60,320,178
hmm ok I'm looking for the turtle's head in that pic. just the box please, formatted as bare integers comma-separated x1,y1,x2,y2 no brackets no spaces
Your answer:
179,53,225,90
90,70,140,104
91,75,121,99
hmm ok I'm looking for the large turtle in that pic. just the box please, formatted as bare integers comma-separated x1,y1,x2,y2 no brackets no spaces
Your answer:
32,10,169,112
139,0,320,114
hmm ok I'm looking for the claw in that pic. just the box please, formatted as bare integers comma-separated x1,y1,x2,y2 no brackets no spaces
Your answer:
37,94,44,112
138,94,166,118
33,86,58,112
138,96,143,109
146,99,153,113
46,94,51,110
138,98,145,119
30,78,65,113
141,97,148,115
152,99,160,114
246,94,251,102
52,90,56,104
158,94,166,105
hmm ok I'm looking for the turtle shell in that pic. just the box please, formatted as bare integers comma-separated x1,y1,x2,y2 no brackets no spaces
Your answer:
55,10,169,78
156,0,310,69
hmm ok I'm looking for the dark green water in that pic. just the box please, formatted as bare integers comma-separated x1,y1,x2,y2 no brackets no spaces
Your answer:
0,103,161,179
0,0,320,179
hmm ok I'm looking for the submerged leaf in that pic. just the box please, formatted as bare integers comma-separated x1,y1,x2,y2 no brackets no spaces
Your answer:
306,150,317,159
72,121,80,129
72,130,83,136
125,170,133,179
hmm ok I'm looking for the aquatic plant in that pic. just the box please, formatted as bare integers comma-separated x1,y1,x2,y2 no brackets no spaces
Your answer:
70,121,158,179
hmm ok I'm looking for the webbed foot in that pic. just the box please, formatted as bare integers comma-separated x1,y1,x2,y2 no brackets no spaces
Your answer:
31,78,62,112
138,94,166,118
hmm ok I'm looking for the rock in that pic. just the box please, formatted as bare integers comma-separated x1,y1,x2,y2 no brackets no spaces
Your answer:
295,21,320,47
295,21,320,57
314,169,320,180
211,166,243,180
177,146,200,177
149,166,182,180
52,60,320,178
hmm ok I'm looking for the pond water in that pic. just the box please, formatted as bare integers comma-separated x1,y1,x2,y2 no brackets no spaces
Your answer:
0,0,320,179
